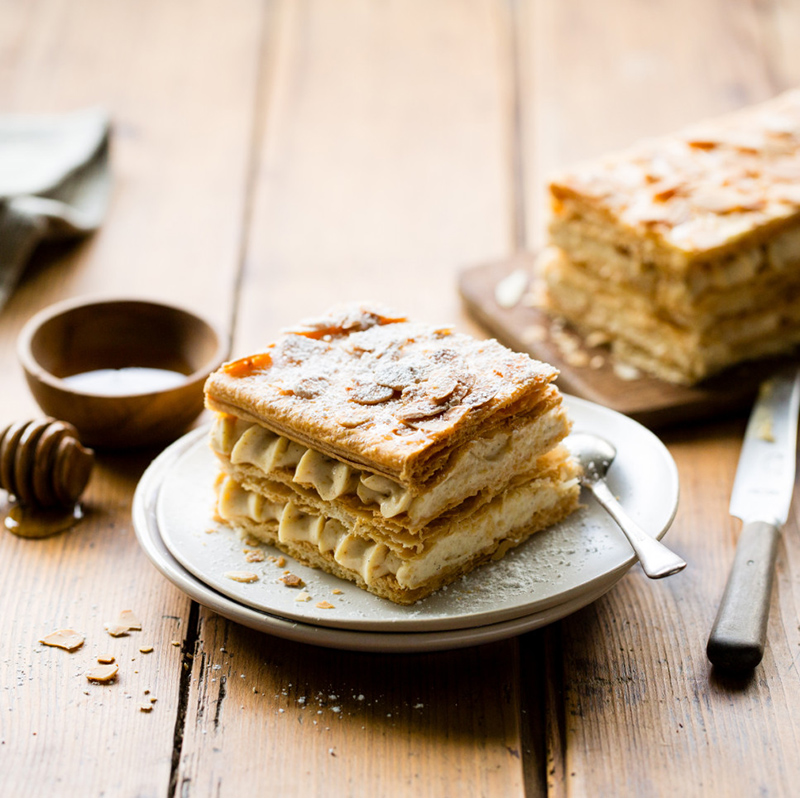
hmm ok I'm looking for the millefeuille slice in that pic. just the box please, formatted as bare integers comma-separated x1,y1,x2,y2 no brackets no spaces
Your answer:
545,88,800,384
204,304,580,604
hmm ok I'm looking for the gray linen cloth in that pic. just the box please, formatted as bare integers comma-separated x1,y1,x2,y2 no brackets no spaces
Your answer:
0,107,111,309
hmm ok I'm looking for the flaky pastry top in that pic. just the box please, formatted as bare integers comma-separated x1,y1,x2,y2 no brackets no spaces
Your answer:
204,304,560,485
549,89,800,257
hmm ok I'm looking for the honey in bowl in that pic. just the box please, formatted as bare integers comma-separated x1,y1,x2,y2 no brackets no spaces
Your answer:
61,366,188,396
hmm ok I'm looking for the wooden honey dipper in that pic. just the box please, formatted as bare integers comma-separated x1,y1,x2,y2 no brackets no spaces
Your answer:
0,418,95,537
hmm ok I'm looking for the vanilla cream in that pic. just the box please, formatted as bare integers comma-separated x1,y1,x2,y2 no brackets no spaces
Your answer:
210,407,568,528
216,464,579,590
218,476,400,585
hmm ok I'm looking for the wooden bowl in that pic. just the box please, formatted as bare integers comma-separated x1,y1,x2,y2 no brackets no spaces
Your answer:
17,297,227,449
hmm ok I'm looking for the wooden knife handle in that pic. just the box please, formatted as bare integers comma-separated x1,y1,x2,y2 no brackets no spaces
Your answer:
706,520,780,671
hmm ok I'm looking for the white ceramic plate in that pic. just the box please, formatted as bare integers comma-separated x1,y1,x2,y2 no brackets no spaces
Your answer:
135,483,626,652
134,441,638,652
141,395,680,634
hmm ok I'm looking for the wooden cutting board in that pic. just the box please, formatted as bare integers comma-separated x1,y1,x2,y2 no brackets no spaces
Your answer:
458,253,795,429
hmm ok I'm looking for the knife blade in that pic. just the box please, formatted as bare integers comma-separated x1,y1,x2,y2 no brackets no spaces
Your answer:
707,367,800,671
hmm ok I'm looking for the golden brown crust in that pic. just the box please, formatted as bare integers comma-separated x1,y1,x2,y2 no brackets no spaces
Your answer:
548,89,800,259
205,303,559,485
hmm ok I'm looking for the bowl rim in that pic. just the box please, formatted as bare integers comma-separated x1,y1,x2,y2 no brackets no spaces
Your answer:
17,295,229,399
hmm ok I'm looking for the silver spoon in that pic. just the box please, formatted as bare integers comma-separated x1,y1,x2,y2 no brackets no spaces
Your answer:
568,432,686,579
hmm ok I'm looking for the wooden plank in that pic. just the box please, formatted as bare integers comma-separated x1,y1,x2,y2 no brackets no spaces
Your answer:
178,615,529,797
173,1,537,795
515,0,800,795
231,0,513,342
0,1,264,795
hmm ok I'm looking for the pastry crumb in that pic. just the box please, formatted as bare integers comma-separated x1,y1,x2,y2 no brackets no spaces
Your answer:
613,362,641,381
244,549,266,563
224,571,259,583
563,350,590,368
39,629,84,652
281,573,305,588
97,655,115,664
753,406,775,441
585,331,611,348
494,268,529,308
139,703,153,713
104,609,142,637
316,601,335,609
86,663,119,683
589,354,605,369
139,646,153,654
117,610,142,630
295,591,312,602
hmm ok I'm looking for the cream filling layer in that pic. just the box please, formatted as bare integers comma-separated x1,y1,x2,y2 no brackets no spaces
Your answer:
218,475,402,585
210,406,569,527
216,465,579,590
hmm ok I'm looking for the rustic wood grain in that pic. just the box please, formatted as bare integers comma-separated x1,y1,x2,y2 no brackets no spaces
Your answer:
515,1,800,795
178,614,530,797
229,0,513,342
0,0,264,795
4,1,800,796
172,1,536,796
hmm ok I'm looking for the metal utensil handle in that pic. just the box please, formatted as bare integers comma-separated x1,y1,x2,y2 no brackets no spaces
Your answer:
590,481,687,579
707,520,780,671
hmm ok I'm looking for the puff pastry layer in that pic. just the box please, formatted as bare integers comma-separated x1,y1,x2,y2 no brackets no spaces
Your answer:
544,89,800,384
205,304,580,604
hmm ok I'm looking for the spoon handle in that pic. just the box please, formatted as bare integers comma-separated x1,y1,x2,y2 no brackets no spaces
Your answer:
590,481,686,579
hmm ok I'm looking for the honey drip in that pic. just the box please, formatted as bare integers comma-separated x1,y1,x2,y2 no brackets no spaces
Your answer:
4,503,84,539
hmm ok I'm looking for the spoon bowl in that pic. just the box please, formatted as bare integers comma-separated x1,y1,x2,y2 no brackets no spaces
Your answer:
568,432,686,579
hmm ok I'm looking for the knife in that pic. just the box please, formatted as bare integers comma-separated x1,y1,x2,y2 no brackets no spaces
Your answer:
707,367,800,671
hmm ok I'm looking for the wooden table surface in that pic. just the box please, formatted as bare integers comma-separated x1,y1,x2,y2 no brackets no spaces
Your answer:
3,2,800,796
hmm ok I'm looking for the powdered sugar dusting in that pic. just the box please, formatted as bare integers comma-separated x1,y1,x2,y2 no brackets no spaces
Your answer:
208,304,558,482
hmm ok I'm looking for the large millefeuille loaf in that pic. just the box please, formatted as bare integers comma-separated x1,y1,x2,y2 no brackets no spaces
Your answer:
204,304,580,604
544,89,800,385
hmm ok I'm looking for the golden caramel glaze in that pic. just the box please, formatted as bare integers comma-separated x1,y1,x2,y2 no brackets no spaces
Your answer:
223,352,273,378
